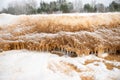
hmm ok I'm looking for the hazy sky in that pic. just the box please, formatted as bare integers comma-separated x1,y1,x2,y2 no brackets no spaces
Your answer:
0,0,114,11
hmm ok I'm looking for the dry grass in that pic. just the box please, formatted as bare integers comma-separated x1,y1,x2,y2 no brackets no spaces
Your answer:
84,60,100,65
84,54,120,70
2,13,119,34
60,61,81,72
104,54,120,70
104,54,120,62
104,62,120,70
0,13,120,56
80,76,94,80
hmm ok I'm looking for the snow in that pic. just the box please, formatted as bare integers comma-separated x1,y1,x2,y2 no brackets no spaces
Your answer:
0,50,120,80
87,62,120,80
0,13,18,27
100,53,108,58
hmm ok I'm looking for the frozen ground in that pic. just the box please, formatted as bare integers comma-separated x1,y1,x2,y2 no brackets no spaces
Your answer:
0,50,120,80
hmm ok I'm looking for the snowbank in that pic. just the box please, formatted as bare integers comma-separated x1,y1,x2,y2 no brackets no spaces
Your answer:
0,50,120,80
0,13,19,27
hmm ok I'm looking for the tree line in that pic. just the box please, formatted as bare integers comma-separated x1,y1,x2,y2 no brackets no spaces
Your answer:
0,0,120,15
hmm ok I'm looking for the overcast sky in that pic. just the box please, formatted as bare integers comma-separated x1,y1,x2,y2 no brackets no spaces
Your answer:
0,0,114,11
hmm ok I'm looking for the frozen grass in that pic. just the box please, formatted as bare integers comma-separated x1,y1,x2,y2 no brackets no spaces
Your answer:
0,13,120,80
0,13,120,55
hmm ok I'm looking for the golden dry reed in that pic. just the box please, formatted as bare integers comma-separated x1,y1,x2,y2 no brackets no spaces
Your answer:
0,13,120,56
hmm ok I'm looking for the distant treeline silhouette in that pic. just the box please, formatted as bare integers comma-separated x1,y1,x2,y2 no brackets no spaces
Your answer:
0,0,120,15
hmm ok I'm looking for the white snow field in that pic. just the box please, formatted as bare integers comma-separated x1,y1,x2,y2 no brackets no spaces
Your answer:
0,50,120,80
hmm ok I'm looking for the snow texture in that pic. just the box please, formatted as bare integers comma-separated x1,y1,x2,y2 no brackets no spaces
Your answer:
0,50,120,80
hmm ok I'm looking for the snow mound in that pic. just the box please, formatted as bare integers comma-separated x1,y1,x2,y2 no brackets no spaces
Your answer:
0,50,120,80
0,13,19,27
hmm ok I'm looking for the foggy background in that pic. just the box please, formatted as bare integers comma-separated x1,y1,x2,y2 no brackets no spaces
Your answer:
0,0,119,14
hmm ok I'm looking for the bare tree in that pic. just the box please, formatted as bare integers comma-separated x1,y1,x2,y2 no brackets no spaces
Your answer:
91,0,96,8
73,0,83,12
25,0,37,14
115,0,120,3
95,3,105,12
4,0,37,15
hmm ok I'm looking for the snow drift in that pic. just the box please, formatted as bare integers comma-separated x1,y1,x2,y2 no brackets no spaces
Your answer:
0,13,120,56
0,50,120,80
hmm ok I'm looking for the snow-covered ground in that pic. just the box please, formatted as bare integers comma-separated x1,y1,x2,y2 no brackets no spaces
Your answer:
0,14,19,27
0,13,120,80
0,50,120,80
